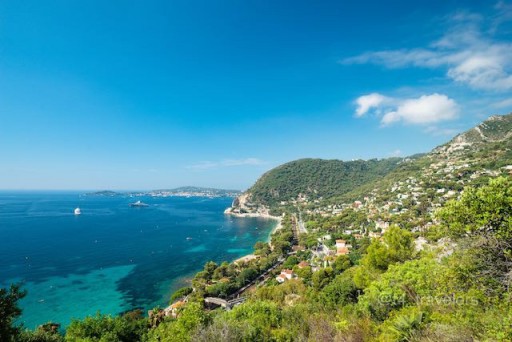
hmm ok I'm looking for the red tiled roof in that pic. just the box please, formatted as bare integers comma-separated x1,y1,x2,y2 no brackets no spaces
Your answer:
336,247,349,255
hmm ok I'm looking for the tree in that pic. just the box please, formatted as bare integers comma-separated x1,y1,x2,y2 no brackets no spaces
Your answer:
282,256,299,269
319,270,358,308
438,177,512,292
357,257,442,321
383,226,415,264
19,328,64,342
364,226,415,271
272,240,291,256
65,312,148,341
212,262,229,281
191,319,250,342
170,287,193,303
364,240,390,271
438,177,512,242
236,268,258,287
203,261,218,279
0,283,27,341
147,302,210,342
332,255,351,274
226,300,282,340
254,242,271,256
300,235,319,249
294,265,313,283
192,271,209,293
312,267,333,291
206,282,236,299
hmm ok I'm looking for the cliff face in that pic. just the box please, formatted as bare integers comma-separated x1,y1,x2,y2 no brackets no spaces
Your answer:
225,193,268,215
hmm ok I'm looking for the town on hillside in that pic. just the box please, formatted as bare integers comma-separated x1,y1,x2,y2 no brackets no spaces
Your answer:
162,114,512,318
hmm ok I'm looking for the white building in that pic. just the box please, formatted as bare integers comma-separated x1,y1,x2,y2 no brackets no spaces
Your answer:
276,269,294,283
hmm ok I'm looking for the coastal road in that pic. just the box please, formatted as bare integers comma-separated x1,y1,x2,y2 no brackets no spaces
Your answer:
291,214,301,243
229,251,299,298
229,256,286,299
298,210,308,234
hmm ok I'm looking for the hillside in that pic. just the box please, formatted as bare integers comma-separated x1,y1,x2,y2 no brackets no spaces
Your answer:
228,158,403,214
327,112,512,209
229,113,512,217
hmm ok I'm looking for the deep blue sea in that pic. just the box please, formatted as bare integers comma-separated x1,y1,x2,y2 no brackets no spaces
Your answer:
0,192,276,329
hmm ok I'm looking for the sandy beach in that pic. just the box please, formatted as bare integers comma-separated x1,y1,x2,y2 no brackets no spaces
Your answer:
225,207,282,262
224,209,281,235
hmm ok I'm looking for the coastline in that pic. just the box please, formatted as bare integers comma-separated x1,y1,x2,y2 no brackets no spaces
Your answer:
224,208,282,239
267,216,282,241
225,207,282,263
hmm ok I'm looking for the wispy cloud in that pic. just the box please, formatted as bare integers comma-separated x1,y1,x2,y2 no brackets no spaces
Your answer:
187,158,266,170
491,1,512,33
492,97,512,108
342,6,512,91
355,93,459,126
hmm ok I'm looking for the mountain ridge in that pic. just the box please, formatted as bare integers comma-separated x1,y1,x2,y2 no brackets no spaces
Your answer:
229,112,512,215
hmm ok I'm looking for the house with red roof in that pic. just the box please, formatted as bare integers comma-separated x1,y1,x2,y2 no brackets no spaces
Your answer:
297,261,309,269
276,269,295,283
336,247,350,256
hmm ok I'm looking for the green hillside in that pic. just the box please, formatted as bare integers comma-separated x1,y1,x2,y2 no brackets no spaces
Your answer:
230,113,512,220
247,158,403,207
331,113,512,204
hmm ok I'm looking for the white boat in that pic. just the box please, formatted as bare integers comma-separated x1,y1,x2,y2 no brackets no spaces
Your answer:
74,207,81,215
129,200,149,207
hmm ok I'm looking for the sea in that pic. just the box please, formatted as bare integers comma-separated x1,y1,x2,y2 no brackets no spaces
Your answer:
0,191,276,329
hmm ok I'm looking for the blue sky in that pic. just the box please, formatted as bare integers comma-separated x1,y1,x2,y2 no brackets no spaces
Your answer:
1,1,512,190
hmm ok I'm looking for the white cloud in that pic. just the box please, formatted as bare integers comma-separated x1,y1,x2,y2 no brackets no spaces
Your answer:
341,8,512,91
354,93,459,126
383,94,459,125
355,93,389,117
187,158,266,170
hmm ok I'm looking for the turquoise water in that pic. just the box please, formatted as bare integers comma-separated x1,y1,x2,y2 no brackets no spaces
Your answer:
0,192,276,329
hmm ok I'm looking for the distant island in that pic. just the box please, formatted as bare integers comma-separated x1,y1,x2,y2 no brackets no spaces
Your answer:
86,186,241,198
86,190,121,197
